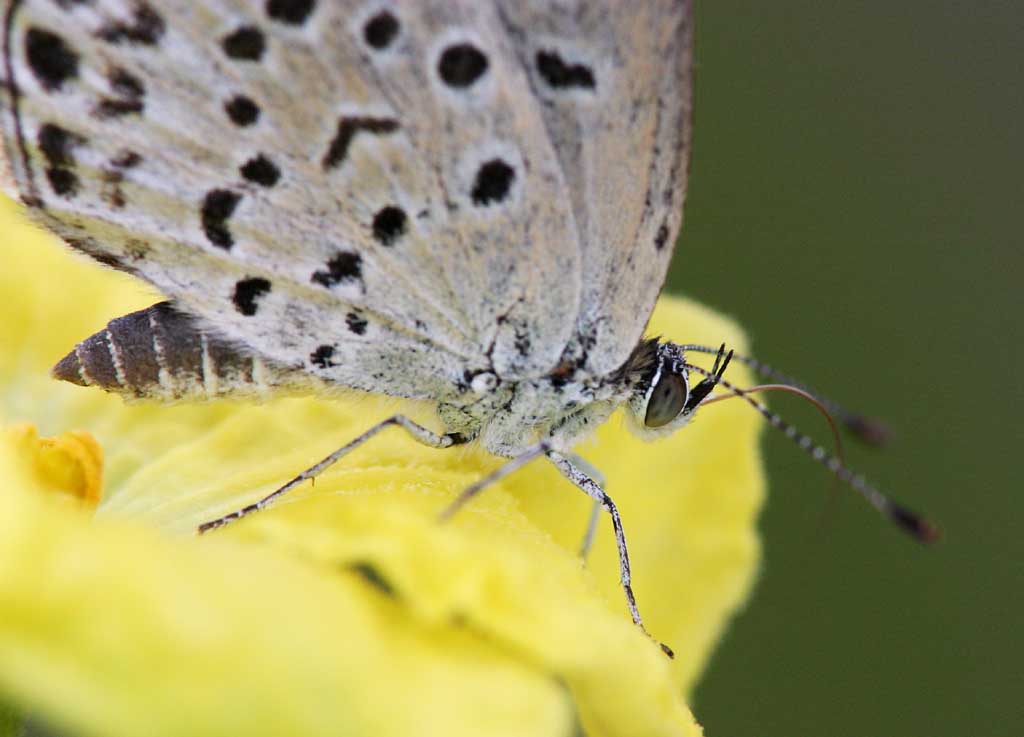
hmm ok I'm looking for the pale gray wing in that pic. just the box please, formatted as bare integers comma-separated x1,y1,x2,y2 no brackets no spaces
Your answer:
0,0,583,400
496,1,694,377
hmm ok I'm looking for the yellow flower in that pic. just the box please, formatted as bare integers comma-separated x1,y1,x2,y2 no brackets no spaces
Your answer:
0,196,764,737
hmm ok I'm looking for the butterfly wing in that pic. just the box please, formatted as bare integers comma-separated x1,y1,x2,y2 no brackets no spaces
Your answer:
0,0,587,400
497,1,694,377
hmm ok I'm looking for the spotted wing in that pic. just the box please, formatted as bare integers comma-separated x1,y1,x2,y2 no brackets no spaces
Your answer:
496,1,694,377
0,0,586,401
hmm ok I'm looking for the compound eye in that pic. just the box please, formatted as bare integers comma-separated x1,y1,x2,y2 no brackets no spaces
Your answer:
644,372,688,428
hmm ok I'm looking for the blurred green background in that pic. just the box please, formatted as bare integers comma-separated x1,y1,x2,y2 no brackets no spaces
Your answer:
675,2,1021,735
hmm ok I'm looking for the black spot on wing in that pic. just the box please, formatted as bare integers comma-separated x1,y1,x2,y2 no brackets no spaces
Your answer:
43,167,77,196
37,123,85,197
471,159,514,206
223,26,265,61
201,189,242,249
233,277,271,316
438,43,488,88
322,116,399,170
95,66,145,118
346,312,368,335
109,66,144,98
535,51,596,90
372,206,406,246
100,150,141,208
240,154,280,187
309,344,335,369
25,28,78,91
96,3,165,46
225,95,260,126
654,222,670,251
363,11,399,50
37,123,78,167
94,97,143,118
311,250,362,288
266,0,316,25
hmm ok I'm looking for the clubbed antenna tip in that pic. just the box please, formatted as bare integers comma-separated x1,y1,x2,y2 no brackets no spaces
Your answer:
687,361,941,545
888,503,942,544
844,414,892,447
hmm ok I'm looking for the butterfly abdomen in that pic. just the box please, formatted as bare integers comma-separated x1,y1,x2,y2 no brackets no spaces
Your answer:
52,302,288,402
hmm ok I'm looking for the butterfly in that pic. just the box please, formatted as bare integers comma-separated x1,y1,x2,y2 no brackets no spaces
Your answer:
0,0,934,657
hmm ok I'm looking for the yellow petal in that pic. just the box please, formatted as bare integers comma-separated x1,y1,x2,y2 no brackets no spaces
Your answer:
0,196,765,736
0,439,579,737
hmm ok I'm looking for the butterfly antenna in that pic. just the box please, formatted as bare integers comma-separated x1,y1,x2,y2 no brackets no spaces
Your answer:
681,345,891,446
685,363,940,544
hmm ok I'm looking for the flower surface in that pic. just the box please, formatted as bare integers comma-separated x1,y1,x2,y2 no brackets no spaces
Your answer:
0,197,765,737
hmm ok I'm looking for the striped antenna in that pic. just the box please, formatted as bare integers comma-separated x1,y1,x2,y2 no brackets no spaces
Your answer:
681,345,891,446
685,362,939,543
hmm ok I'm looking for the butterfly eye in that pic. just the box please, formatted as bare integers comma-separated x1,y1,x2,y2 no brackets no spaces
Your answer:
644,372,688,428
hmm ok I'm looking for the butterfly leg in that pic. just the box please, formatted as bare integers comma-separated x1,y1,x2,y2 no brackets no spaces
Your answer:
565,453,605,561
547,451,674,658
197,415,467,534
437,440,551,521
435,444,671,657
579,499,601,560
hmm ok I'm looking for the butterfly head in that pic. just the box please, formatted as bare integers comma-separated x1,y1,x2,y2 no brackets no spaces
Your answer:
624,341,733,440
